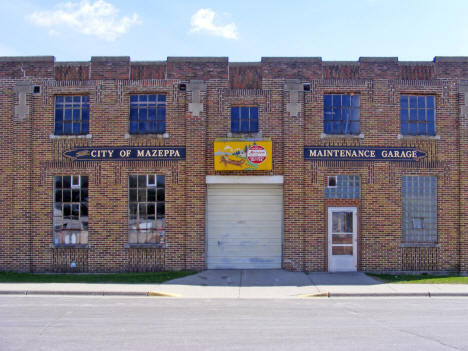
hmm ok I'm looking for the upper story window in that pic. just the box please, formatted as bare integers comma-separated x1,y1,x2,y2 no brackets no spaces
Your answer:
129,94,166,134
231,106,258,133
53,175,88,245
400,95,435,136
55,96,89,135
323,94,360,135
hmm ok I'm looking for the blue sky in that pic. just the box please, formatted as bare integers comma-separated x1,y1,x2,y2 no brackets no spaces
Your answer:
0,0,466,62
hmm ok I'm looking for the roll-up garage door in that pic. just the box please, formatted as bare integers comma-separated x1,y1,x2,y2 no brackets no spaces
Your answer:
206,184,283,269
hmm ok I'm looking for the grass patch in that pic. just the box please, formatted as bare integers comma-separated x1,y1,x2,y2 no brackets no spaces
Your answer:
0,271,196,284
368,273,468,284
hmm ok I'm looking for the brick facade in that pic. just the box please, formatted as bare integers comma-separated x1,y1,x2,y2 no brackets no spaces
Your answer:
0,55,467,273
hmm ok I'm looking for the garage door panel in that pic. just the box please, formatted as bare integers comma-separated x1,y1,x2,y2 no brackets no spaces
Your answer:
207,184,283,269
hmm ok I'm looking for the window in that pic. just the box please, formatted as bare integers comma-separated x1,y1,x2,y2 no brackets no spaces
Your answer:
55,96,90,135
400,95,435,136
53,176,88,245
231,106,258,133
129,94,166,134
325,175,360,199
402,176,437,243
323,94,360,135
128,175,165,244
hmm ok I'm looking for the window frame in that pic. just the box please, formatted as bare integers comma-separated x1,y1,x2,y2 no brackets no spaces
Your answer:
401,175,437,244
53,175,89,246
129,94,166,135
400,94,436,136
54,95,90,136
128,174,166,245
323,93,360,135
230,105,259,134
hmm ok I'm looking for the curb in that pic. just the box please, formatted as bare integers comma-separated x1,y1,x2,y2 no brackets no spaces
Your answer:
1,290,468,298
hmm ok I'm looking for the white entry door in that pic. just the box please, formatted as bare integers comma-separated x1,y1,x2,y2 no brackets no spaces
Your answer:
327,207,358,272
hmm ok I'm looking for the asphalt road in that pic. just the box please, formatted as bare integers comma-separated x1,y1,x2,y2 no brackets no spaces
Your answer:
1,296,468,351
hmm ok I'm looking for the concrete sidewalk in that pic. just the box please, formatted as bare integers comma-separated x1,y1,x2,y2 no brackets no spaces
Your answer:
0,270,467,298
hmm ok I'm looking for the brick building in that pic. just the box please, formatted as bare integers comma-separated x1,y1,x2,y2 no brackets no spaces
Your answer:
0,55,467,273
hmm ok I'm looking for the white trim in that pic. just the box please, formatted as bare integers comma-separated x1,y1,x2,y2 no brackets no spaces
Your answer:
206,175,283,184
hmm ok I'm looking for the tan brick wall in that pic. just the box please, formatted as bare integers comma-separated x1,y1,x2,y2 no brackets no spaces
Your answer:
0,56,467,273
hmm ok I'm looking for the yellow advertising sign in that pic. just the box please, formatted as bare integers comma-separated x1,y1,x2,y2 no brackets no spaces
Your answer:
214,139,272,171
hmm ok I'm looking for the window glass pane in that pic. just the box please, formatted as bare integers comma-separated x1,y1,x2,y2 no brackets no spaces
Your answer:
64,123,72,134
418,123,427,135
130,121,138,133
401,122,408,135
157,107,165,121
157,175,165,186
400,95,408,108
130,95,138,103
157,121,165,134
129,175,138,188
129,189,137,202
157,203,165,217
427,109,435,123
342,95,350,106
332,95,341,106
351,108,359,121
72,123,81,134
324,95,332,107
72,189,80,202
64,109,72,121
55,108,63,122
427,96,435,108
55,123,63,135
418,109,426,122
148,108,156,120
139,108,147,121
409,123,418,135
138,175,146,187
81,123,89,134
350,122,360,134
81,176,88,188
410,109,418,121
158,95,166,102
231,107,240,132
417,96,426,108
409,96,417,108
55,176,62,189
351,95,360,107
138,189,146,202
139,95,148,102
130,108,138,121
157,188,165,201
63,176,71,188
427,122,435,136
148,95,156,102
56,96,64,103
401,109,408,122
147,188,156,202
72,109,81,121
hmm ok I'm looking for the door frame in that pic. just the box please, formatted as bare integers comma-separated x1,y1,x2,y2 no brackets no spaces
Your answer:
327,206,358,272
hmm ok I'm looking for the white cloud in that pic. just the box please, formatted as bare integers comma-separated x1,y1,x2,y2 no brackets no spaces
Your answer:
190,9,239,40
28,0,140,41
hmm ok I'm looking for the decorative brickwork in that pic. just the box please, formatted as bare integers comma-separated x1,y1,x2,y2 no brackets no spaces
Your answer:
0,56,467,273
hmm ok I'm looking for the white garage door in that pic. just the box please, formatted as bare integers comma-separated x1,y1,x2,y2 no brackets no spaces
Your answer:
206,184,283,269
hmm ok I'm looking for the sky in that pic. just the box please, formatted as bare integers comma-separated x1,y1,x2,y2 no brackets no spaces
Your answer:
0,0,466,62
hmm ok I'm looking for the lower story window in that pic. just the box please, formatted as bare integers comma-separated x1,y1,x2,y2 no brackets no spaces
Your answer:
128,174,165,244
402,176,437,243
53,175,88,245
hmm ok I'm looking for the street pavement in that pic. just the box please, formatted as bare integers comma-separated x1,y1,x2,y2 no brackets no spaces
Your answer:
0,270,468,298
2,296,468,351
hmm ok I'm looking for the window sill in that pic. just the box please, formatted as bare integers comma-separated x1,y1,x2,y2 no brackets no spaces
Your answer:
397,134,440,140
49,134,92,139
50,244,89,249
227,131,262,138
400,243,439,248
124,243,167,249
320,133,364,139
125,133,169,139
